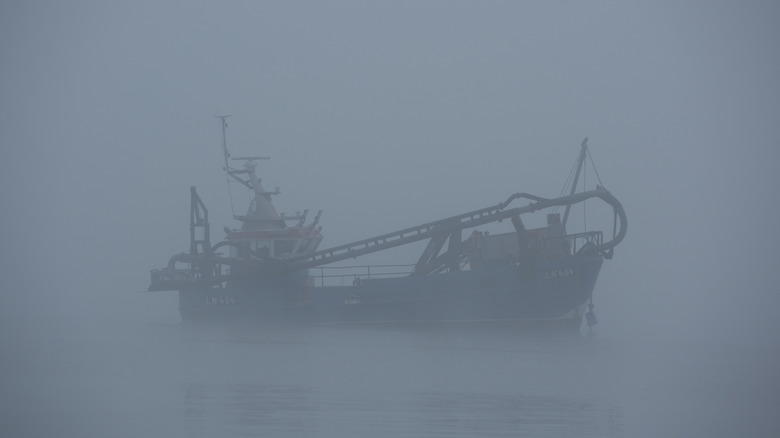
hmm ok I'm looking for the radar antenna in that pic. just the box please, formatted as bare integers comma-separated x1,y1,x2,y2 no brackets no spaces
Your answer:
215,115,274,218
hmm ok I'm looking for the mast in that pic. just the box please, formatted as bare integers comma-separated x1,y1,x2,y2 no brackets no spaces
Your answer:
562,137,589,228
215,115,238,216
217,115,231,175
214,116,282,230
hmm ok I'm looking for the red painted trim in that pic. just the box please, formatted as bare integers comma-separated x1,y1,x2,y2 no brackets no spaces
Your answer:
225,227,322,240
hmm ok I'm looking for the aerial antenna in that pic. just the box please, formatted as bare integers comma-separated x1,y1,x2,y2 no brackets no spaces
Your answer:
215,115,237,216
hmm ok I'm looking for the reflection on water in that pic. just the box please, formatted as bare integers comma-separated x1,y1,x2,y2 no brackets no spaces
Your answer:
182,382,623,437
3,317,778,438
168,324,625,437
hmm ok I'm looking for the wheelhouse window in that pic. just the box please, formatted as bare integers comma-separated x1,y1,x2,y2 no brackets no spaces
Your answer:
295,238,313,255
273,239,296,259
253,240,271,257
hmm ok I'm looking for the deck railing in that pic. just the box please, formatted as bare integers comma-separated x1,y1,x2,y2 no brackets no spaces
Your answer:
565,231,603,254
313,264,415,287
311,231,604,287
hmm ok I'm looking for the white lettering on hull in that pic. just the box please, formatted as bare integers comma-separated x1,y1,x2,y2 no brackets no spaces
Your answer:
206,295,236,305
544,266,575,280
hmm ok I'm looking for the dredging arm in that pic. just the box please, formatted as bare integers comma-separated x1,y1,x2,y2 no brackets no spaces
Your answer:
283,187,626,271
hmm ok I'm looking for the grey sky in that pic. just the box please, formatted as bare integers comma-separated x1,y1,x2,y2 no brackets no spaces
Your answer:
1,1,779,341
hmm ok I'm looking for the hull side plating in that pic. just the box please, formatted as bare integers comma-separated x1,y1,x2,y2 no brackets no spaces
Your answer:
178,255,603,327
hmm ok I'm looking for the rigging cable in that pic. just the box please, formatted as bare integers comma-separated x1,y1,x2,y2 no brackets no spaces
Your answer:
587,146,604,187
553,149,581,215
583,157,587,232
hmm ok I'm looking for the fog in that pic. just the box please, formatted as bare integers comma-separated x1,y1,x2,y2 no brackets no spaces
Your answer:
1,1,779,436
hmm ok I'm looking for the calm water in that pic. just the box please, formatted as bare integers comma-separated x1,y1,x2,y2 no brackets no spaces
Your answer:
2,294,778,437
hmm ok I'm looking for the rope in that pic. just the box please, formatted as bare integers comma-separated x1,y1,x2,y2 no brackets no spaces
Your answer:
587,147,604,187
583,162,587,232
553,150,581,215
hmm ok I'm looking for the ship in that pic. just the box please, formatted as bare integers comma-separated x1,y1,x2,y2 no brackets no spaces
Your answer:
147,118,627,330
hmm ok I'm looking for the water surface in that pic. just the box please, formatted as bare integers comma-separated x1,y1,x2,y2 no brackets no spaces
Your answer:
1,300,777,437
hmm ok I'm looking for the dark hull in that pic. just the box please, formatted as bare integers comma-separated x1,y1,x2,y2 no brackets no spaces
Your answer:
178,254,603,330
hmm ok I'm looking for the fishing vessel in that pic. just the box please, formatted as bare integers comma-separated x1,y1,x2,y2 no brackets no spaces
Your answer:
147,118,627,330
